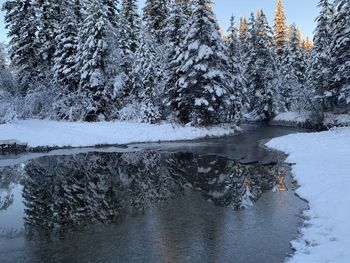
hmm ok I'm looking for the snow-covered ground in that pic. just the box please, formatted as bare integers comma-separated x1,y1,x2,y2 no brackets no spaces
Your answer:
273,111,350,127
0,119,234,148
266,128,350,263
324,113,350,127
273,111,312,125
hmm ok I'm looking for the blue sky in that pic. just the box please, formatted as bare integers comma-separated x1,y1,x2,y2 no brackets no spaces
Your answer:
0,0,318,44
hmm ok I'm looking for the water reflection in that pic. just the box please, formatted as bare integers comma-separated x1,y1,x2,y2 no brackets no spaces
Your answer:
0,166,24,238
0,126,308,263
4,151,285,233
0,166,22,212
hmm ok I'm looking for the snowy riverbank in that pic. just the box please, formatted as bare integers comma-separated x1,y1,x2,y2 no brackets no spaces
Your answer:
0,119,235,149
266,128,350,263
271,111,350,128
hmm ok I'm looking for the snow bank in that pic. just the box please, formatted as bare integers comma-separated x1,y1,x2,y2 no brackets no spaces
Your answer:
273,111,311,124
324,113,350,127
273,111,350,127
0,119,234,148
266,128,350,263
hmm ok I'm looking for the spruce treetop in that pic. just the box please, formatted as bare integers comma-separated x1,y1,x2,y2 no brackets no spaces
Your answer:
274,0,287,56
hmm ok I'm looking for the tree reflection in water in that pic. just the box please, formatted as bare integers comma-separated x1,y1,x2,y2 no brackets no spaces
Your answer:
0,166,22,212
18,151,285,235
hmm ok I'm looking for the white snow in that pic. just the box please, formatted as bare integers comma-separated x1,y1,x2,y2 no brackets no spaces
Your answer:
0,119,234,148
198,44,213,60
266,128,350,263
273,111,311,124
273,111,350,127
195,98,209,106
324,113,350,127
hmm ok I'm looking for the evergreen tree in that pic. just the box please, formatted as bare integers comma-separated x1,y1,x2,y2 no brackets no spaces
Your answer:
245,11,276,120
133,25,162,123
52,0,80,120
239,17,248,40
53,1,79,90
330,0,350,106
308,0,334,111
78,0,112,121
226,15,246,123
143,0,169,44
227,16,240,62
304,37,313,54
103,0,120,84
290,26,308,89
296,27,303,47
116,0,140,101
103,0,120,28
0,44,7,70
142,0,170,106
120,0,140,54
168,0,233,126
73,0,82,21
2,0,39,94
274,0,287,56
280,24,308,111
165,0,191,56
35,0,61,74
164,0,191,118
0,43,16,95
176,0,193,16
239,17,249,58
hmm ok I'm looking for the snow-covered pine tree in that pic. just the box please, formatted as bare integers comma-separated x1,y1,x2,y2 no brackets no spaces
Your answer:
73,0,82,20
116,0,140,102
296,27,303,46
239,17,248,59
165,0,191,59
120,0,140,53
103,0,121,111
239,17,248,46
143,0,169,44
103,0,119,28
274,0,287,57
78,0,112,121
239,17,248,35
290,27,308,95
226,15,245,123
304,37,313,54
2,0,39,95
0,43,15,95
133,25,162,123
176,0,193,16
52,0,80,120
279,32,296,111
280,24,308,111
245,11,276,120
53,1,79,91
142,0,170,105
227,16,240,63
330,0,350,107
163,0,191,119
21,0,65,119
169,0,234,126
308,0,334,111
35,0,60,74
239,17,249,74
0,44,7,70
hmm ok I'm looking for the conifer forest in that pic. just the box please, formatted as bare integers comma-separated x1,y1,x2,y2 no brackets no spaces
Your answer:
0,0,348,126
0,1,350,263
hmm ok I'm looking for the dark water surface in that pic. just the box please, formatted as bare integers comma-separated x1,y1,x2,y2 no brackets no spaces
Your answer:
0,124,307,263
